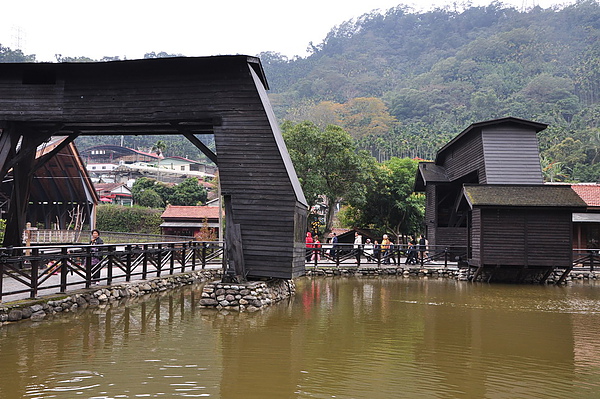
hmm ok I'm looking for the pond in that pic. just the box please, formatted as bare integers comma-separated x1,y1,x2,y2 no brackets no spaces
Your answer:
1,276,600,398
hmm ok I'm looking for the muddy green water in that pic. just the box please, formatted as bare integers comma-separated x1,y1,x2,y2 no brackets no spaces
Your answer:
2,277,600,398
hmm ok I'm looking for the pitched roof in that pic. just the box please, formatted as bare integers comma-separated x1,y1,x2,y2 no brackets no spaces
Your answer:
571,184,600,207
462,184,587,208
95,182,127,192
414,162,449,191
161,205,220,220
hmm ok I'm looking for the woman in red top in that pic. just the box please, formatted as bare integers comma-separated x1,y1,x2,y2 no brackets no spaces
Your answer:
305,232,314,261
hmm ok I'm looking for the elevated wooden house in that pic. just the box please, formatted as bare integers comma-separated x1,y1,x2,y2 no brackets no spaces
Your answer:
415,117,586,282
0,56,308,280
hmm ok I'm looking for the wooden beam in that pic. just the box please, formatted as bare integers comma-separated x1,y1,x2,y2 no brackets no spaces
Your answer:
181,131,218,165
32,133,80,173
3,134,39,246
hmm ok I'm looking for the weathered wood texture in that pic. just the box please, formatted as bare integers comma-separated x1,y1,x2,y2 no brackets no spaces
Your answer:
481,127,543,184
425,185,437,243
0,56,308,279
439,132,485,183
469,208,573,268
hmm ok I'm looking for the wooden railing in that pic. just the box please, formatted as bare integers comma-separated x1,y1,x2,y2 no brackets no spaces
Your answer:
304,243,467,268
572,249,600,271
24,229,192,244
0,241,225,301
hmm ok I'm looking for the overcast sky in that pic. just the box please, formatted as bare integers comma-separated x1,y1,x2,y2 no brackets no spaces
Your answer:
1,0,574,62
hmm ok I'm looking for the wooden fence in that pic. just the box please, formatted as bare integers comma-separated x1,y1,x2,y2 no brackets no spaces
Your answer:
0,241,225,301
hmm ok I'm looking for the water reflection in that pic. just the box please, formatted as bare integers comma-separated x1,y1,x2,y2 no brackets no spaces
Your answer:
1,277,600,398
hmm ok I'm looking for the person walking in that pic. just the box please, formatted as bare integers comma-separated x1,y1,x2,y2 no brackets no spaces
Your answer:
381,234,392,264
312,235,322,262
364,239,374,261
305,232,314,262
354,232,363,264
418,234,428,263
90,229,104,282
329,232,338,260
405,236,418,264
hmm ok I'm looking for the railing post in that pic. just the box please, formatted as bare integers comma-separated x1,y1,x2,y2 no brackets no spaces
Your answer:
444,248,448,269
125,244,132,282
106,245,114,285
591,251,595,272
60,247,69,292
181,242,187,273
30,247,39,299
202,242,207,270
142,244,148,280
157,243,163,277
169,243,175,275
85,247,92,288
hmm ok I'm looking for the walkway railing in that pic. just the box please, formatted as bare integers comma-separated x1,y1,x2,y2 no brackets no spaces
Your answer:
25,229,193,244
0,241,225,302
305,243,467,269
573,249,600,271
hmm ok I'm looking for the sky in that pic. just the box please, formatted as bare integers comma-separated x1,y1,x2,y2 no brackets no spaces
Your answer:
1,0,575,62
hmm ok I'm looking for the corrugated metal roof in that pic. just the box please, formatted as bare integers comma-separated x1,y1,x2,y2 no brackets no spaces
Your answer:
463,184,587,208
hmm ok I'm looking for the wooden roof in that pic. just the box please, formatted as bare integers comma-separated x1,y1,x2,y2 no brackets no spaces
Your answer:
31,137,99,205
414,162,449,191
462,184,587,208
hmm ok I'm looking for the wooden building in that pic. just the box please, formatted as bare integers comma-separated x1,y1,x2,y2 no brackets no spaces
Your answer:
0,136,99,231
571,183,600,249
94,182,133,206
0,56,308,280
415,117,586,282
160,205,220,238
80,145,161,164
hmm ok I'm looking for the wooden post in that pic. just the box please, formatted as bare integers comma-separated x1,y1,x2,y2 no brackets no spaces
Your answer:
224,195,245,282
142,244,148,280
125,244,132,282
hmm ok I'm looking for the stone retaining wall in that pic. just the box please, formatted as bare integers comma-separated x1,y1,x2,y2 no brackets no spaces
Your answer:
0,270,222,325
199,279,296,312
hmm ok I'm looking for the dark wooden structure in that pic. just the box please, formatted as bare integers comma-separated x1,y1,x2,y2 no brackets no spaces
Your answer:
0,56,308,280
0,136,99,231
415,117,586,282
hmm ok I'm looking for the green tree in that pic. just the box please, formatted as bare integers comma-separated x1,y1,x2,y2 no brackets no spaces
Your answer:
137,189,164,208
282,121,373,235
0,44,36,62
152,140,167,180
168,177,208,206
345,157,424,241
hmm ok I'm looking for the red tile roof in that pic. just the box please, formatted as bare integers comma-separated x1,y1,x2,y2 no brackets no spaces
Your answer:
571,184,600,207
161,205,220,220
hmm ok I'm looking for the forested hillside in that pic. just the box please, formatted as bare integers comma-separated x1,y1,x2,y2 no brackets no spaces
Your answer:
1,1,599,181
261,0,600,181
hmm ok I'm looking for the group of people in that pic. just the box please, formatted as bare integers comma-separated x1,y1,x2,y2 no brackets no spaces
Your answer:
306,230,429,264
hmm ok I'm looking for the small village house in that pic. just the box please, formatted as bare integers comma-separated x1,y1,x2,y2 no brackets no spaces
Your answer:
160,205,220,239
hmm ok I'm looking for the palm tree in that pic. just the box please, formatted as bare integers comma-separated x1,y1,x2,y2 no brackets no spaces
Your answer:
151,140,167,181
